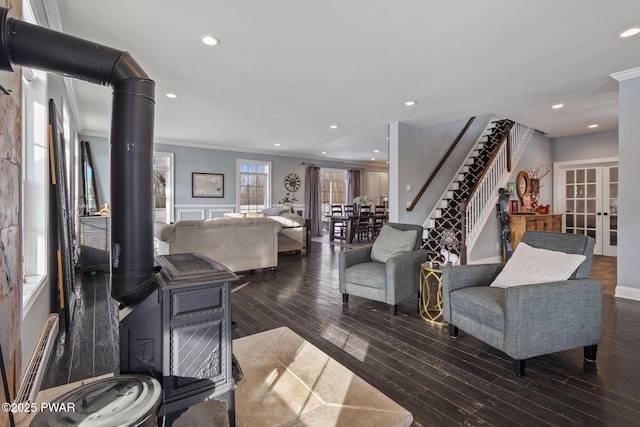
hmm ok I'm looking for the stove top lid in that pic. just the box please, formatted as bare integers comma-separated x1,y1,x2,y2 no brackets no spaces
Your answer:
30,375,161,427
155,252,238,288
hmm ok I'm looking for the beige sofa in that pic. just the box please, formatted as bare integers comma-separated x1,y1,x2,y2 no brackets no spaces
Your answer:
154,217,282,272
224,209,307,253
269,212,307,253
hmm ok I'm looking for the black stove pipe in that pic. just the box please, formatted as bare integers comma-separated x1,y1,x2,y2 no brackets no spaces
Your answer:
0,7,156,306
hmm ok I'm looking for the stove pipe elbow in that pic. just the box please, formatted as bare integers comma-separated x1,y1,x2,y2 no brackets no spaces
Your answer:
1,7,157,306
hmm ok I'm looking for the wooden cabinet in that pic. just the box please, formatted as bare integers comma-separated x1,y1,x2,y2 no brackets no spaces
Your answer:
510,214,562,250
80,216,110,274
364,171,388,205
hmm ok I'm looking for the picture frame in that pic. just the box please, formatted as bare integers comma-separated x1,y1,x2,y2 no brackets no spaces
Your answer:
510,200,519,215
192,172,224,198
506,181,516,200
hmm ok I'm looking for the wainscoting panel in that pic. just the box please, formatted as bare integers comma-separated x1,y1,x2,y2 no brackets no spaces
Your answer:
175,204,307,221
175,204,237,221
209,207,235,218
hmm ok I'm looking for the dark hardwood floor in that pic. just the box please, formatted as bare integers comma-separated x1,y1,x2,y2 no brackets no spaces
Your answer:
43,273,119,388
44,243,640,426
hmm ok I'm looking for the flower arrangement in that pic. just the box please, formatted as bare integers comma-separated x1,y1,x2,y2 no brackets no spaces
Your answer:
353,195,371,206
525,164,551,211
278,192,298,204
525,164,550,191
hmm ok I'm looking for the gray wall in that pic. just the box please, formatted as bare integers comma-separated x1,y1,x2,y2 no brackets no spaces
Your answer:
617,73,640,299
552,129,618,162
390,114,494,225
82,135,385,217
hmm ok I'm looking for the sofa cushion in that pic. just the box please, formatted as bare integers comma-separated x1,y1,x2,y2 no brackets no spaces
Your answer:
370,225,418,263
345,262,386,289
223,212,246,218
490,242,586,288
450,286,505,331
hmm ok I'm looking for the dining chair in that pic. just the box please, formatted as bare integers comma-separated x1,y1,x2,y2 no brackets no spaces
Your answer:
331,204,346,240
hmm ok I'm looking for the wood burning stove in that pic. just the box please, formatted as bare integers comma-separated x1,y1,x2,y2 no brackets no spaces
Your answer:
120,253,238,424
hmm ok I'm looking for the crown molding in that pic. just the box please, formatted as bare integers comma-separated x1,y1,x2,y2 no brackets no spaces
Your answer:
610,67,640,82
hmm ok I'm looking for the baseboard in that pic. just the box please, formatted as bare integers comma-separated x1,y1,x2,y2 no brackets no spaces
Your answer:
614,285,640,301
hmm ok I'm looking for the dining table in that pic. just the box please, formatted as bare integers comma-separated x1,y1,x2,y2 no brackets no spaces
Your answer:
326,214,358,243
326,213,387,244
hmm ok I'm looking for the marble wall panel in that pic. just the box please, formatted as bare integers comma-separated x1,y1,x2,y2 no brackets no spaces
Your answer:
0,1,23,420
0,159,20,229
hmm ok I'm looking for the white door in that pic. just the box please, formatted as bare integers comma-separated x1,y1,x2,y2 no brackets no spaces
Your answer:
556,162,617,256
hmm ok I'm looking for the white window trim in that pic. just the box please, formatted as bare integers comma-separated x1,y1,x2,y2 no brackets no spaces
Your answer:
236,159,272,212
21,62,49,311
22,275,47,319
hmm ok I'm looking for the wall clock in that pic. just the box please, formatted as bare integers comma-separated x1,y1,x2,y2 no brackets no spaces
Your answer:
284,173,301,192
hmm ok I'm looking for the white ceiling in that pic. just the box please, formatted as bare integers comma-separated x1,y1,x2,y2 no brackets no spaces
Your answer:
47,0,640,164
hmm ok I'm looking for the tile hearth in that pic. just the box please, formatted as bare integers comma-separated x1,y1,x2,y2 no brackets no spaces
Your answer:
233,327,413,427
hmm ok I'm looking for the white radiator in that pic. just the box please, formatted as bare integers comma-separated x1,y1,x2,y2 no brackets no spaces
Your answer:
13,313,59,422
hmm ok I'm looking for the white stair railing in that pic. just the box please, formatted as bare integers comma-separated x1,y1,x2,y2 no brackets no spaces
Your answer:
464,122,533,252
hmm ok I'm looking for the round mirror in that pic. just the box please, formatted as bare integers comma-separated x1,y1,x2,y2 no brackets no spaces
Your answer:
516,170,530,201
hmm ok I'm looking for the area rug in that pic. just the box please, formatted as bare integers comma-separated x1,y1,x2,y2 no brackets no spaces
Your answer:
233,327,413,427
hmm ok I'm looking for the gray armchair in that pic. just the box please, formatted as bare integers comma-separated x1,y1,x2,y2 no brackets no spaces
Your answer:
442,231,602,376
340,223,424,315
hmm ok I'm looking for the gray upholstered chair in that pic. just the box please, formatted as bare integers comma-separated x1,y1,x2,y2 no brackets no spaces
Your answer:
339,222,424,315
442,231,602,376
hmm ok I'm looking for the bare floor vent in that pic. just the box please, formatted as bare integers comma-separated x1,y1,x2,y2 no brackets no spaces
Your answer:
13,313,59,422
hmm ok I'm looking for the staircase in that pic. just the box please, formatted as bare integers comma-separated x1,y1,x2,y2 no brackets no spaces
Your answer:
422,118,533,259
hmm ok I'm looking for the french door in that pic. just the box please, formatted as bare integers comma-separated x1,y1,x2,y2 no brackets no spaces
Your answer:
555,160,618,256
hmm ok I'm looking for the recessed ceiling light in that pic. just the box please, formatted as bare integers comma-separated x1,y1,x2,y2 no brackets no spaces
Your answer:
404,100,417,106
371,158,376,161
201,35,220,46
373,149,380,153
588,124,599,128
322,151,327,155
552,103,564,109
619,27,640,38
329,124,338,129
166,93,178,99
274,143,280,146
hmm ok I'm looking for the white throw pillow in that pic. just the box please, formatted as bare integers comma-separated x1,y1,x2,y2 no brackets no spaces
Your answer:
490,242,586,288
370,226,417,263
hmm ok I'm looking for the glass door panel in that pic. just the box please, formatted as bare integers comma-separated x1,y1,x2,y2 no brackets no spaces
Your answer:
603,166,618,256
562,163,617,256
565,167,599,245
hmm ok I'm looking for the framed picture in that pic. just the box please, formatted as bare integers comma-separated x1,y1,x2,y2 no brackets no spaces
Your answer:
506,181,516,200
192,172,224,198
510,200,519,215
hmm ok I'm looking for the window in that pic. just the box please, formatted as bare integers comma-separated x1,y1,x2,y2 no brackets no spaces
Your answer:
321,169,347,216
21,0,48,310
237,160,271,213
